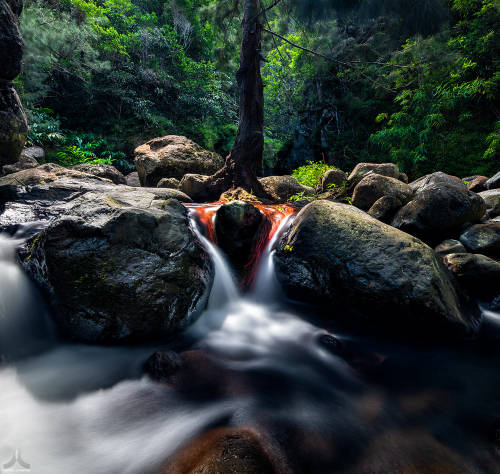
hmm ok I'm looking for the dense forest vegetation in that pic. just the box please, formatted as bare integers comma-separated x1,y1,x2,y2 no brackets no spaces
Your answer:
15,0,499,179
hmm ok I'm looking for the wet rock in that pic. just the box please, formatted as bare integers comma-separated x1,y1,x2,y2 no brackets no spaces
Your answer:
459,222,500,257
0,0,23,81
392,172,486,245
352,173,413,211
125,171,140,186
71,163,126,185
2,146,42,175
179,173,211,201
443,253,500,298
162,428,277,474
144,350,184,382
486,171,500,190
367,195,404,223
321,169,346,192
134,135,224,186
348,163,408,183
275,200,479,339
157,177,180,189
0,84,28,166
479,189,500,219
260,175,314,202
463,175,488,193
21,197,213,344
434,239,467,258
215,200,268,266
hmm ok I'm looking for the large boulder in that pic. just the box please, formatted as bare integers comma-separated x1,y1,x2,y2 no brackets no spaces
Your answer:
0,0,23,81
348,163,408,183
71,163,126,185
459,222,500,257
486,171,500,190
391,172,486,245
215,201,268,267
162,428,277,474
443,253,500,298
0,84,28,166
21,197,213,343
0,164,192,234
352,173,413,211
260,175,314,202
479,189,500,219
275,200,479,338
134,135,224,186
2,146,42,175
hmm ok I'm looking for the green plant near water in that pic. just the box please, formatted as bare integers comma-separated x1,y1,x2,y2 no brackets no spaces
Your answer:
292,161,333,188
288,191,316,203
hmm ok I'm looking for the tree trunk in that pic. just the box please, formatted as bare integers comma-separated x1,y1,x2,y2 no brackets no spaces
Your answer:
202,0,270,201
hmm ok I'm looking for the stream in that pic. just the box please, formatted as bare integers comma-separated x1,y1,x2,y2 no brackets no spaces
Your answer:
0,208,500,473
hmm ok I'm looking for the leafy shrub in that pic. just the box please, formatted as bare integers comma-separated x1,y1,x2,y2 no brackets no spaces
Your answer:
292,161,333,188
26,108,64,146
288,191,316,203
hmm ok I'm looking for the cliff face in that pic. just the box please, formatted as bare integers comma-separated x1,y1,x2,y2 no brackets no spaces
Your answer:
0,0,28,166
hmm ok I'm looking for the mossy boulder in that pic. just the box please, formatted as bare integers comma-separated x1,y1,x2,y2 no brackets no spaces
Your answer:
260,175,314,202
21,197,213,343
275,200,479,339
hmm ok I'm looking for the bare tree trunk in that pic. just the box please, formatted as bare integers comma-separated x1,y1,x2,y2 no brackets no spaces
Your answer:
202,0,270,200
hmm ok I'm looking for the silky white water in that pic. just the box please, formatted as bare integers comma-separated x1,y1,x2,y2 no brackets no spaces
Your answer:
1,215,500,473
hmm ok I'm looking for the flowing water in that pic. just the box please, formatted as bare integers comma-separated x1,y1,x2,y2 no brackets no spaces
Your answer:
0,209,500,473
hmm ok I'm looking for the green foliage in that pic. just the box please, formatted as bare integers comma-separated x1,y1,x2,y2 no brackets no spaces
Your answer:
292,161,332,187
288,191,316,203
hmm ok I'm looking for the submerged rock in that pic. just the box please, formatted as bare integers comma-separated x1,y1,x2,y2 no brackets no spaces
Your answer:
348,163,408,183
275,200,479,339
71,163,126,185
144,350,184,382
134,135,224,186
352,173,412,211
162,428,277,474
21,197,213,344
392,172,485,245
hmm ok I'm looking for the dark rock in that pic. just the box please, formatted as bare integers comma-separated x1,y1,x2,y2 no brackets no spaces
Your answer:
134,135,224,186
463,175,488,193
486,171,500,190
434,239,467,257
0,0,23,81
71,163,126,185
125,171,140,186
459,222,500,257
215,200,268,266
479,189,500,219
179,173,211,201
0,83,28,165
275,200,479,339
162,428,277,474
321,169,346,192
2,146,41,175
157,177,180,189
392,172,486,245
490,295,500,312
367,195,404,223
352,173,412,211
260,175,314,202
443,253,500,298
144,350,184,381
21,197,213,344
348,163,408,183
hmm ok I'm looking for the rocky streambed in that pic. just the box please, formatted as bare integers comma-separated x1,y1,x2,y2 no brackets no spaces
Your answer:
0,157,500,473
